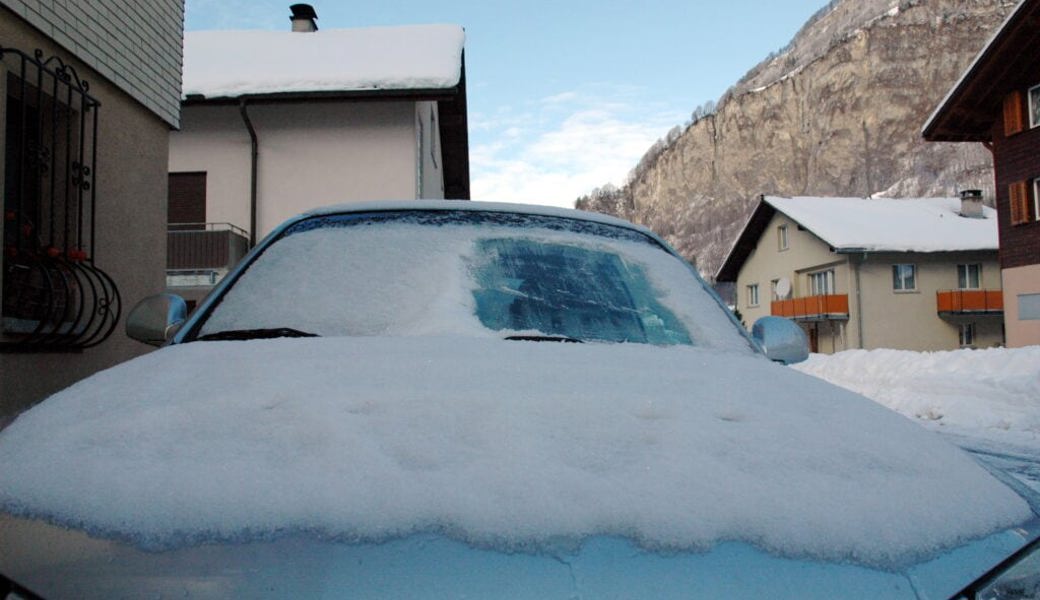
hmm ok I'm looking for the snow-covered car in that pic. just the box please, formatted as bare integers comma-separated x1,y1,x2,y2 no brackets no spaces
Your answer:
1,201,1038,599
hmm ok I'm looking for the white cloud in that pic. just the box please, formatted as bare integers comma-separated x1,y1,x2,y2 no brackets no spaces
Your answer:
470,87,682,208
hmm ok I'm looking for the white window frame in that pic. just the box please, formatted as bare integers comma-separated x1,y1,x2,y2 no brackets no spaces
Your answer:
892,264,917,292
777,225,789,251
1034,179,1040,223
959,322,975,347
808,269,835,296
747,284,760,307
1030,83,1040,129
957,264,981,290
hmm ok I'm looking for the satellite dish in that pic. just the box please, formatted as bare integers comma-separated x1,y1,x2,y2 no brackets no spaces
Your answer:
776,277,792,299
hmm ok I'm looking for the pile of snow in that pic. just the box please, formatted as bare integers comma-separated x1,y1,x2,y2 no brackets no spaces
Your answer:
0,337,1029,568
793,347,1040,447
182,25,465,99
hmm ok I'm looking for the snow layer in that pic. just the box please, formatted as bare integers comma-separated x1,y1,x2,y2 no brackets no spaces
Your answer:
793,347,1040,445
0,337,1030,568
765,196,997,252
182,25,465,99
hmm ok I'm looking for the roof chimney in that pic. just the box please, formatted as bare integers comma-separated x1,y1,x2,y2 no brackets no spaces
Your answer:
290,4,318,32
959,189,985,218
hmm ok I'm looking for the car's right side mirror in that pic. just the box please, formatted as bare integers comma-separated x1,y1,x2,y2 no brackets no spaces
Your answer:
126,293,188,346
751,316,809,365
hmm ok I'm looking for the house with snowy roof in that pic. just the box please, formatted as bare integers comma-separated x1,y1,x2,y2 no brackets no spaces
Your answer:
166,5,470,304
716,194,1003,353
922,0,1040,348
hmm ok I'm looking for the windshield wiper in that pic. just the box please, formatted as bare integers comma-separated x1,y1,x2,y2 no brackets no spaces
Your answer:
504,335,583,343
196,327,319,342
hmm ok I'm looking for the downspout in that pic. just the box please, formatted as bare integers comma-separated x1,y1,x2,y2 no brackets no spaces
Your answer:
853,253,866,349
239,99,259,247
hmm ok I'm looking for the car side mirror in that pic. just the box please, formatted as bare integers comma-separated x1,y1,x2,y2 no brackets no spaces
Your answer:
751,316,809,365
126,293,188,346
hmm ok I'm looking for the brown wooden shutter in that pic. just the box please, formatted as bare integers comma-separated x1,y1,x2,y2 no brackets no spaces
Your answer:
168,172,207,230
1009,180,1030,225
1004,90,1025,136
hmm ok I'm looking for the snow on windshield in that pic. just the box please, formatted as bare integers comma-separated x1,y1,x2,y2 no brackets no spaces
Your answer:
198,218,751,352
0,335,1030,568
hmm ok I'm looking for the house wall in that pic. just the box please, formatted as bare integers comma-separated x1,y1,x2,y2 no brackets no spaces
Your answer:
0,9,171,420
170,100,421,239
0,0,182,127
1003,264,1040,347
734,212,852,352
992,83,1040,348
855,251,1003,351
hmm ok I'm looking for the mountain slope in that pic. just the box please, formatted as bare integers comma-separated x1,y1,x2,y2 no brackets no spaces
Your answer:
578,0,1015,280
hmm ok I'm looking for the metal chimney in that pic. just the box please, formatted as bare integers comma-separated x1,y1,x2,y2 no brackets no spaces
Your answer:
290,4,318,32
959,189,985,218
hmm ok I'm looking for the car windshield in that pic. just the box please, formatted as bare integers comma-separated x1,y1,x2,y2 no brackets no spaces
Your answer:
194,210,746,350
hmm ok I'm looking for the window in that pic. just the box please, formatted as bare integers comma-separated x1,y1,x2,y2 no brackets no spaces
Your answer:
1020,294,1040,321
1010,180,1033,225
167,172,207,230
770,279,779,301
777,225,789,251
747,284,760,307
808,270,834,296
958,264,981,290
959,323,975,347
1030,84,1040,129
892,264,916,291
1035,179,1040,223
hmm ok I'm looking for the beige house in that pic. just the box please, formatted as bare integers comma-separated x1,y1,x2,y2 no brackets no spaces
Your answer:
1,1,183,418
167,6,470,306
717,194,1003,353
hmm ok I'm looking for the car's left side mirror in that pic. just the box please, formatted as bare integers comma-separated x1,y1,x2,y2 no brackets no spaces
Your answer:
751,316,809,365
126,293,188,346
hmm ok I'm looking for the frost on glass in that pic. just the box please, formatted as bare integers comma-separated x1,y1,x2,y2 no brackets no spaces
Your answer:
470,238,690,345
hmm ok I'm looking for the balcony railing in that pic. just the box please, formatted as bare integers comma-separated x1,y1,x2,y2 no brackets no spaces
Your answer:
167,223,249,287
771,294,849,321
936,289,1003,315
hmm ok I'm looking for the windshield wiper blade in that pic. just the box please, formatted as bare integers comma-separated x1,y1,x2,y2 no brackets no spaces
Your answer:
196,327,319,342
504,335,583,343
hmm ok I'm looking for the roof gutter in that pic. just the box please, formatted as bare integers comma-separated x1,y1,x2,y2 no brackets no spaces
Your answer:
238,99,259,247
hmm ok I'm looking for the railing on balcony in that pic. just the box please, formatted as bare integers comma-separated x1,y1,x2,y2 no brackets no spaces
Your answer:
167,223,249,287
771,294,849,321
936,289,1003,315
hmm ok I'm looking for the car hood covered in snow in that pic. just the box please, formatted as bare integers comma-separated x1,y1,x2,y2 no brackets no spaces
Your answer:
0,336,1035,597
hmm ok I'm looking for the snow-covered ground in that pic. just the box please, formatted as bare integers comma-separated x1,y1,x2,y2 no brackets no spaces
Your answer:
793,346,1040,452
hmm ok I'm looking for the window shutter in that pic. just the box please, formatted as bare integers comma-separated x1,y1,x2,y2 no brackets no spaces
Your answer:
1009,180,1030,225
1004,90,1025,136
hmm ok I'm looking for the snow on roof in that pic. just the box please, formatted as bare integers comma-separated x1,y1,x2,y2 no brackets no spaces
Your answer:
765,196,998,253
182,25,465,99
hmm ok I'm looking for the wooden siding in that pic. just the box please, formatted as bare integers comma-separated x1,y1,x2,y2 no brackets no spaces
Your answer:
992,112,1040,269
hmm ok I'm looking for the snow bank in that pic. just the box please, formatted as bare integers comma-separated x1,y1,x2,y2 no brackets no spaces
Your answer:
182,25,465,99
0,338,1029,568
793,347,1040,445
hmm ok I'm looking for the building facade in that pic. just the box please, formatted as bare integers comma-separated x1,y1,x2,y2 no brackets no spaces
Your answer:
923,0,1040,347
167,10,470,305
717,196,1004,353
0,1,183,419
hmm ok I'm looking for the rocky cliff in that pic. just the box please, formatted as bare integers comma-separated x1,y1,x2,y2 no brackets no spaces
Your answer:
577,0,1015,282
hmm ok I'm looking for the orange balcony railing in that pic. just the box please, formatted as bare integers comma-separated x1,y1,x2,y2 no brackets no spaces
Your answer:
936,290,1003,314
771,294,849,320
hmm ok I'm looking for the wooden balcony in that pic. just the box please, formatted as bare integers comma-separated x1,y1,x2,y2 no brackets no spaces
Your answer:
936,290,1003,315
771,294,849,321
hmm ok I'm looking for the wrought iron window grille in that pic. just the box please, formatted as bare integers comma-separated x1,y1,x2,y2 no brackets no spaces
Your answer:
1,46,120,352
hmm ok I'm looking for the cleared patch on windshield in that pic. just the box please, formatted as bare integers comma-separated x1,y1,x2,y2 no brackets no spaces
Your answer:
470,238,692,345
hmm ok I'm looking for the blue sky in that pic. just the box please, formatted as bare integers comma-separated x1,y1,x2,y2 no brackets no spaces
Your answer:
185,0,827,207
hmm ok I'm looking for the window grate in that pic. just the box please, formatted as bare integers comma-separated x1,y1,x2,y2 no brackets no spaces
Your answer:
0,46,120,352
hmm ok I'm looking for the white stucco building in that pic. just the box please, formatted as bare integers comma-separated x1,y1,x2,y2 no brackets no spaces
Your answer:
167,7,470,302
